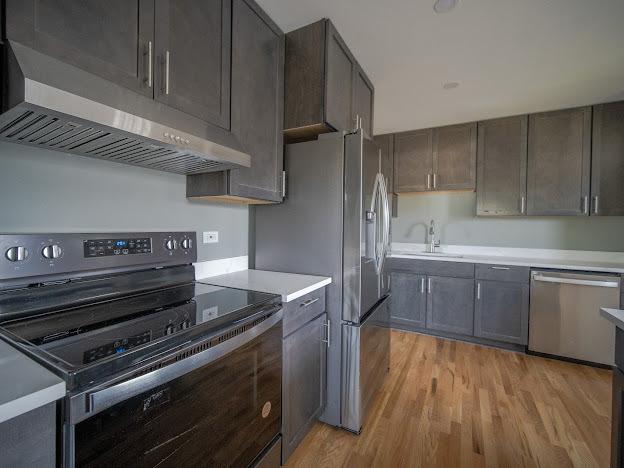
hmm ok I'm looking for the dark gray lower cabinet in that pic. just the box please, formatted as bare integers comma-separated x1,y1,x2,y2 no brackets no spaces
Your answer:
474,280,529,344
426,276,474,335
389,272,426,328
282,312,327,462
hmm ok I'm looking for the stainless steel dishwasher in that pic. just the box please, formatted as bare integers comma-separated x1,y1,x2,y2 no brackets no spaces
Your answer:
529,270,621,366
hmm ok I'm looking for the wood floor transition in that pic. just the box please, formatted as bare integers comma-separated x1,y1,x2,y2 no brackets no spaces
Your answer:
285,330,612,468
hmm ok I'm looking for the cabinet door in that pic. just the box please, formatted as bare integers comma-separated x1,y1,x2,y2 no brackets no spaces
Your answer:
433,122,477,191
6,0,154,97
229,0,284,202
527,107,591,215
393,129,434,193
389,272,427,329
282,313,327,461
477,116,528,215
474,280,529,344
154,0,231,128
591,101,624,216
353,66,374,137
426,276,474,335
325,21,355,132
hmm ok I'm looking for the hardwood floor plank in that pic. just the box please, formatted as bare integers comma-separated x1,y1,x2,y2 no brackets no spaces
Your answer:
284,330,612,468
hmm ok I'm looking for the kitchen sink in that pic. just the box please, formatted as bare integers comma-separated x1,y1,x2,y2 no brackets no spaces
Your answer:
393,251,464,259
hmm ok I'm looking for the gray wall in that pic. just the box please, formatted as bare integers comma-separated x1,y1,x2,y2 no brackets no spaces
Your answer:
393,191,624,251
0,143,248,262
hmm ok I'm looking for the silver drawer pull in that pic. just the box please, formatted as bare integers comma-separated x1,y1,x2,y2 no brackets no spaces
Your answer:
300,297,320,308
321,319,331,347
490,266,510,270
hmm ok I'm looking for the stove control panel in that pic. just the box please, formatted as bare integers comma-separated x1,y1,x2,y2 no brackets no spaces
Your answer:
0,232,197,285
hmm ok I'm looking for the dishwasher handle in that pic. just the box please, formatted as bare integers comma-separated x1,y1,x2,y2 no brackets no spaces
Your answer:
532,274,620,288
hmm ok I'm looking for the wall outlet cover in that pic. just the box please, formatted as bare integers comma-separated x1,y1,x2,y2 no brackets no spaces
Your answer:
203,231,219,244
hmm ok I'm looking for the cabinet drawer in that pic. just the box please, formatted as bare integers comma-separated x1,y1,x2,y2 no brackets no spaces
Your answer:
283,288,326,337
389,258,474,278
475,264,529,283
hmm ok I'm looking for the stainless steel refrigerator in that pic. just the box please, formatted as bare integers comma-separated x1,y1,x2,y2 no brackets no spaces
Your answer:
254,129,392,433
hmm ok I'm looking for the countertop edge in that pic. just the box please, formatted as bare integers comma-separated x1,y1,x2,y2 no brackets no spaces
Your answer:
601,308,624,331
282,277,332,302
0,380,65,424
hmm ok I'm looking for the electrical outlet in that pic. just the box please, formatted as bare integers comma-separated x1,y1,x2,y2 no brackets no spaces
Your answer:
203,231,219,244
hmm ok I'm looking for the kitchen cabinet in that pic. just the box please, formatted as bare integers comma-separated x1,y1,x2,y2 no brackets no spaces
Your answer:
433,122,477,191
527,107,592,216
282,311,327,462
0,403,56,467
474,280,529,344
186,0,285,204
6,0,155,98
591,101,624,216
393,129,434,192
283,19,374,141
477,116,528,215
389,272,426,329
426,276,474,335
154,0,231,128
375,133,398,217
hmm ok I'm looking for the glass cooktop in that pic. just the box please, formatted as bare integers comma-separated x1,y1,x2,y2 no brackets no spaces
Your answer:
0,282,280,390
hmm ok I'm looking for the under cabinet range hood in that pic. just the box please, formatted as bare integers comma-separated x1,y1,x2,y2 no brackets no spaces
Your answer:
0,42,251,174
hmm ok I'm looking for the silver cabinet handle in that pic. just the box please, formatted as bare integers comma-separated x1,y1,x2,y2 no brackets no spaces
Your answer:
165,50,170,95
420,277,425,293
427,278,431,294
582,195,588,214
433,173,437,189
145,41,153,88
491,266,510,270
593,195,599,214
427,174,431,190
300,297,319,308
477,282,481,300
520,196,526,214
322,319,331,347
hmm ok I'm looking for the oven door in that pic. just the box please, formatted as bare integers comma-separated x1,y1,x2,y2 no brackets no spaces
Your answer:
67,312,282,468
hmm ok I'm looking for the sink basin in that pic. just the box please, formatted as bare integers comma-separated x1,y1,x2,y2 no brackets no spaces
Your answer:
392,251,464,259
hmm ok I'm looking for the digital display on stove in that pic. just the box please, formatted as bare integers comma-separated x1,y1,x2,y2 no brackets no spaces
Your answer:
83,331,152,363
84,238,152,257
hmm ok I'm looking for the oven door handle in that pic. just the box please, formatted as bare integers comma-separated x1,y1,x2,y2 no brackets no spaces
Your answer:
69,309,283,424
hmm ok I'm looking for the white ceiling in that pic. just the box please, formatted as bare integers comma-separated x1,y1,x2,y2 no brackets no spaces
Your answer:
257,0,624,134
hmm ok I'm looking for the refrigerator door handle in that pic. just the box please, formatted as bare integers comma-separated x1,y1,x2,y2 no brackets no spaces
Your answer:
369,173,385,275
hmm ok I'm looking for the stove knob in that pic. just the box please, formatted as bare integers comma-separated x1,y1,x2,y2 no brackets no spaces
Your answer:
181,238,192,250
180,319,190,330
5,246,29,262
42,244,62,259
165,324,175,335
165,239,178,251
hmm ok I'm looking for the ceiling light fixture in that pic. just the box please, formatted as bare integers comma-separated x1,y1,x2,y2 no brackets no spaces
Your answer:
433,0,459,13
442,81,460,90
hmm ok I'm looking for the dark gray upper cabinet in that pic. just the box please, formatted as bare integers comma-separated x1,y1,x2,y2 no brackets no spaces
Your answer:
6,0,155,98
591,101,624,216
393,129,433,193
228,0,284,202
353,66,375,137
433,122,477,191
282,312,327,462
283,19,374,141
154,0,231,128
527,107,592,216
389,272,426,329
476,116,528,216
426,276,474,336
474,280,529,345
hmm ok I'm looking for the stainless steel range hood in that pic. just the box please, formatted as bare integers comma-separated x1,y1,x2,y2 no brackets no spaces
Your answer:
0,41,251,174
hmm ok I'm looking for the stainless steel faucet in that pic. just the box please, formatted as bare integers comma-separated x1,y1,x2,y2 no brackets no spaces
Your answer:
428,219,440,253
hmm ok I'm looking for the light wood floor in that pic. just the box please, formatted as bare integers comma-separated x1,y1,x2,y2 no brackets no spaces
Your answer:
285,330,612,468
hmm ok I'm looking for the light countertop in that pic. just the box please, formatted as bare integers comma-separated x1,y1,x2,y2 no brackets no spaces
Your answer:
0,339,65,424
198,269,331,302
390,243,624,274
601,308,624,331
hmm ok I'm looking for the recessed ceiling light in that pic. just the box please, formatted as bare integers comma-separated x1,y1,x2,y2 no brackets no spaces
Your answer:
442,81,460,90
434,0,459,13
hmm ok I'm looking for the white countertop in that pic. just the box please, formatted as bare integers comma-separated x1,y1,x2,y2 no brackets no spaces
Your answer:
390,243,624,274
601,308,624,331
198,269,331,302
0,339,65,424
